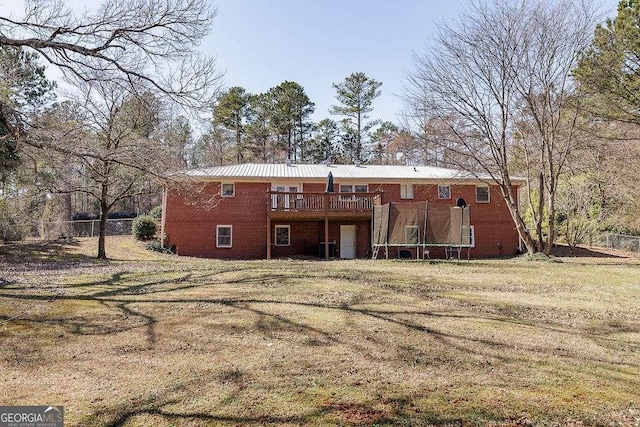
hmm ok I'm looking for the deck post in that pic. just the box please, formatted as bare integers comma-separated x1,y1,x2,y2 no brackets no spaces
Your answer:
266,195,272,259
324,193,329,260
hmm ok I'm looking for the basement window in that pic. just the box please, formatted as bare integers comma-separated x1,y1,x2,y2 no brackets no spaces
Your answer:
217,225,232,248
275,225,290,246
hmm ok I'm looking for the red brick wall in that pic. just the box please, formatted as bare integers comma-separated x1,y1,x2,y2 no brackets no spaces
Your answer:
369,183,520,259
164,182,270,258
269,220,370,259
164,180,521,259
302,183,325,192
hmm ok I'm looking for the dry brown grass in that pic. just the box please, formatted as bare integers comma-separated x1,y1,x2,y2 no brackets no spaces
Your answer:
1,236,639,426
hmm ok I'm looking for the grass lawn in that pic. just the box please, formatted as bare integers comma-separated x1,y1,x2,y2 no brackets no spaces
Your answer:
1,237,639,426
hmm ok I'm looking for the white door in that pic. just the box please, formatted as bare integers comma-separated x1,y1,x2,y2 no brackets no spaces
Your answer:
271,183,299,209
340,225,357,259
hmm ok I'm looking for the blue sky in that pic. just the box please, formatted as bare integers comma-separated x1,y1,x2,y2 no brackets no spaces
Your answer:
206,0,620,125
2,0,621,124
206,0,466,124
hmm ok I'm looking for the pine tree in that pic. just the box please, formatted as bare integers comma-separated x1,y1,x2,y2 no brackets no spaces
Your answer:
330,72,382,163
574,0,640,124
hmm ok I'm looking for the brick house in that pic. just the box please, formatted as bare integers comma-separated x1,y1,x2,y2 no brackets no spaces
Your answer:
161,163,525,259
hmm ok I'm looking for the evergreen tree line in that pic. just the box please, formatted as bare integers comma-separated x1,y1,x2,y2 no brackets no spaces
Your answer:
191,73,395,167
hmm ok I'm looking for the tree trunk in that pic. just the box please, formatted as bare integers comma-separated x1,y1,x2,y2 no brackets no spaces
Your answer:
97,185,109,259
535,172,545,253
356,109,362,162
236,127,242,163
544,190,556,256
500,183,536,255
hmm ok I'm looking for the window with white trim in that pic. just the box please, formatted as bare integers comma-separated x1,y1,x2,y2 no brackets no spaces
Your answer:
405,225,419,244
400,184,414,199
476,186,490,203
438,185,451,200
339,184,368,193
275,225,290,246
221,183,235,197
469,225,475,248
216,225,232,248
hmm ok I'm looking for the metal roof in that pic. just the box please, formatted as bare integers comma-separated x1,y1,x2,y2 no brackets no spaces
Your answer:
183,163,524,184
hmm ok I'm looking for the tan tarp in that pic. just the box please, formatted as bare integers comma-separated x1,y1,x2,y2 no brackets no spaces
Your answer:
372,204,390,245
373,202,470,246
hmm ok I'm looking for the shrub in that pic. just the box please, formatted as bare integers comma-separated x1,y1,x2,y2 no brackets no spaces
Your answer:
132,215,156,240
521,252,562,263
148,205,162,219
0,200,29,241
144,240,175,254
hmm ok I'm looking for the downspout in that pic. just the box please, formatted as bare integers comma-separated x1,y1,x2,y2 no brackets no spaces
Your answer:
161,186,168,249
517,184,523,253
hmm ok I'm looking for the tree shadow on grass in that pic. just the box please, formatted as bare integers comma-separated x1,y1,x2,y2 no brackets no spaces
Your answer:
2,275,639,425
2,271,639,368
2,243,638,423
553,244,631,259
84,376,455,427
0,239,103,271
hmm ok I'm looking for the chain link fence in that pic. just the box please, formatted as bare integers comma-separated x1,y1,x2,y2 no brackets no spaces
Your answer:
595,232,640,252
1,219,134,241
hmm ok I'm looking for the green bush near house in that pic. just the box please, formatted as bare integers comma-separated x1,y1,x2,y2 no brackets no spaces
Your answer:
144,240,175,254
132,215,157,240
148,205,162,219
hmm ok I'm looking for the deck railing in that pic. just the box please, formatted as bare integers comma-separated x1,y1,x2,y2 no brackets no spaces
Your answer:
268,191,380,213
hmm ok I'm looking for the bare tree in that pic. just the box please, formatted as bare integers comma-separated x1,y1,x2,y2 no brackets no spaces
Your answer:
0,0,221,137
405,0,599,255
29,81,171,258
1,0,222,257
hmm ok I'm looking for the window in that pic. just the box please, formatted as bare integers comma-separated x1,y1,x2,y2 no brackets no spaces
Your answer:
476,186,490,203
438,185,451,200
400,184,414,199
339,184,368,193
272,184,300,193
275,225,290,246
405,226,419,244
469,225,475,247
217,225,232,248
221,183,235,197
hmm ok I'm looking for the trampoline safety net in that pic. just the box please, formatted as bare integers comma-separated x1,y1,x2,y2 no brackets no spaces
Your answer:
372,201,470,246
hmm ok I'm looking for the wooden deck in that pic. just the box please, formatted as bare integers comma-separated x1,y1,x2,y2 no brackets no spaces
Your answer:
267,191,380,220
266,191,381,259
